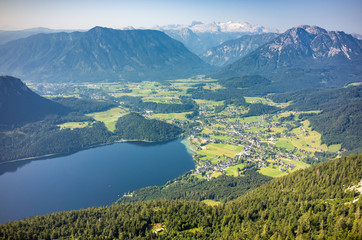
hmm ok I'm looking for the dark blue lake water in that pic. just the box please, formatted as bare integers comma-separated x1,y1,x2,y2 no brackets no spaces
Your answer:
0,139,194,224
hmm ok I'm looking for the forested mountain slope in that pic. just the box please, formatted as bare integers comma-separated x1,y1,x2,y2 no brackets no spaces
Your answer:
0,76,68,126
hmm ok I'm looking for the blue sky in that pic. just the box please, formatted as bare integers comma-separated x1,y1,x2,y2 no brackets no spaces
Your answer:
1,0,361,34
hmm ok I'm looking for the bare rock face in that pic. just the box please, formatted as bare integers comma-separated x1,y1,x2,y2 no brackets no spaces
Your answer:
212,25,362,92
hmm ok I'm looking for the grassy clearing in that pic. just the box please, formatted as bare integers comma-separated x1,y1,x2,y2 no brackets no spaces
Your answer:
275,139,295,150
198,143,244,163
258,167,288,178
290,120,328,153
195,174,204,179
245,127,264,133
186,228,201,233
202,199,221,206
280,158,310,171
270,127,287,134
328,144,341,153
239,116,261,123
211,171,222,178
201,128,214,134
194,99,224,106
277,111,295,118
210,135,233,141
86,107,128,132
225,163,245,177
58,122,89,130
202,83,224,91
244,97,269,104
142,96,180,104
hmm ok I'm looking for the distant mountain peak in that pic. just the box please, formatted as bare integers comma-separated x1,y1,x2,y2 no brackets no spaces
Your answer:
212,25,362,91
157,21,278,34
154,21,279,55
201,33,279,67
295,25,328,35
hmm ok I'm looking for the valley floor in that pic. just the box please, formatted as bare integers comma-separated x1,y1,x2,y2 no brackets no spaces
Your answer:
31,76,342,181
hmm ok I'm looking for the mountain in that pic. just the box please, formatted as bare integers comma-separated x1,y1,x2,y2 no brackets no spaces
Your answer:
352,33,362,40
0,76,69,126
213,25,362,92
1,153,361,238
0,27,213,83
0,27,76,46
201,33,279,67
156,21,278,55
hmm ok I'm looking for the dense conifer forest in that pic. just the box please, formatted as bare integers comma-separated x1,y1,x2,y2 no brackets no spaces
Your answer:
1,154,360,239
118,169,272,203
115,113,183,142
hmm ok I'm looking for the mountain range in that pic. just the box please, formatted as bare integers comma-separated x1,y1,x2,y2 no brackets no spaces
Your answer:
213,25,362,92
0,27,77,45
0,27,212,83
0,76,68,126
201,33,279,67
155,21,278,55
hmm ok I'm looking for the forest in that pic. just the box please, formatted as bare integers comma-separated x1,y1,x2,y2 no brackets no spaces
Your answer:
117,96,197,114
0,154,360,239
115,112,183,142
118,169,272,203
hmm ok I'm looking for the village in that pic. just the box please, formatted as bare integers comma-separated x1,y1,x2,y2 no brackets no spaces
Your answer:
162,99,337,179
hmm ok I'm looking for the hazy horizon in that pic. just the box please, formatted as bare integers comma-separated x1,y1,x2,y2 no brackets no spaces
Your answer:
0,0,361,34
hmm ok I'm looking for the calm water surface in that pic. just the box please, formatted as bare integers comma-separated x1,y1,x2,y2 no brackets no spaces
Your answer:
0,139,194,224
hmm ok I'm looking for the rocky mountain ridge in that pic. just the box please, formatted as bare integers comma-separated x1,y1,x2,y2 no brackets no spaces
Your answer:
201,33,279,67
155,21,278,55
213,25,362,91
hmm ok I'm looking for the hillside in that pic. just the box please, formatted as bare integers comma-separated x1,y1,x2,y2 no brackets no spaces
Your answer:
1,154,360,239
115,112,183,142
0,76,69,126
271,85,362,152
201,33,279,67
213,25,362,92
0,27,213,82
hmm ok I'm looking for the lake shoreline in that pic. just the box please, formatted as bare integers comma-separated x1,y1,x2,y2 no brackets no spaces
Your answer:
0,138,195,224
0,137,181,166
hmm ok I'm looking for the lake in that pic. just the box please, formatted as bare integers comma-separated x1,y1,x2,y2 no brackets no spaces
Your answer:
0,139,194,224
